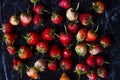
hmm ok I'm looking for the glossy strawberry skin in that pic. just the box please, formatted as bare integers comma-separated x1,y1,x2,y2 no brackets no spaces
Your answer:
48,61,57,71
7,46,16,55
2,23,13,33
86,55,96,67
97,67,108,78
58,0,70,9
33,4,44,14
33,14,43,26
51,13,63,24
13,59,24,71
63,48,72,58
100,36,110,48
96,55,104,66
87,70,97,80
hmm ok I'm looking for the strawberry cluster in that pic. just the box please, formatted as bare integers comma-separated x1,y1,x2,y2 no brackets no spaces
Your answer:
2,0,110,80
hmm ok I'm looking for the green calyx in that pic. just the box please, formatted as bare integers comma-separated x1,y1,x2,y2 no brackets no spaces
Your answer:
37,47,46,54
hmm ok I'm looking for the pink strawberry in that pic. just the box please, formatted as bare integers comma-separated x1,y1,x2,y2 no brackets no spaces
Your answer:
58,0,70,9
33,14,43,27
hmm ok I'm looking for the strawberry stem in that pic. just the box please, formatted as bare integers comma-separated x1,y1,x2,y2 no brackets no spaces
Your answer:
43,10,50,14
54,33,59,38
104,61,109,64
64,25,67,34
0,28,3,30
19,69,23,79
75,2,80,11
95,25,99,33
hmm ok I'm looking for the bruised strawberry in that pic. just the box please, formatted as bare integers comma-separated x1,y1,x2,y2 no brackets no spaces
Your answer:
33,4,44,15
63,47,72,58
60,58,72,70
92,1,106,14
9,15,20,26
2,23,13,33
48,61,57,71
97,66,108,78
42,28,55,41
86,55,96,67
18,46,33,59
33,14,43,27
76,28,87,43
36,41,49,54
79,13,93,26
51,12,63,25
100,36,110,48
75,42,87,56
7,45,16,55
13,59,24,71
87,70,97,80
50,45,62,60
58,0,70,9
96,55,104,66
4,33,17,46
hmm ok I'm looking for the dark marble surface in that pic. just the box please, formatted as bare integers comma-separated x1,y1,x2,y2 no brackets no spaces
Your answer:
0,0,120,80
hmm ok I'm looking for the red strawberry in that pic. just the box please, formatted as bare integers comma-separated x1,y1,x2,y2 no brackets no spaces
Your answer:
33,4,44,15
97,67,108,78
50,45,62,60
51,12,63,25
86,55,96,67
1,23,13,33
58,0,70,9
87,70,97,80
7,46,16,55
79,13,93,26
48,61,57,71
100,36,110,48
4,33,17,46
96,55,104,66
24,32,40,45
60,58,72,70
75,42,87,56
33,14,43,27
76,28,87,43
63,47,72,58
13,59,24,71
36,41,49,54
67,21,79,34
92,1,106,14
86,29,98,42
18,46,33,59
9,15,20,26
42,28,55,41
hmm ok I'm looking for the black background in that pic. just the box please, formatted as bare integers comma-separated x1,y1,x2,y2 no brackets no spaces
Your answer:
0,0,120,80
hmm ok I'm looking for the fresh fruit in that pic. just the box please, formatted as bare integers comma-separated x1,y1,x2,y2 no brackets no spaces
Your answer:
48,61,57,71
1,23,13,33
58,0,70,9
51,12,63,25
18,46,33,59
7,45,16,55
34,58,46,72
60,58,72,70
92,1,106,14
100,36,110,48
87,70,97,80
96,55,104,66
63,47,72,58
33,14,43,26
33,4,44,15
79,13,93,26
75,42,87,56
60,73,70,80
36,41,49,54
13,59,24,71
50,45,62,60
9,15,20,26
42,28,55,41
86,55,96,67
97,66,107,78
76,28,87,43
26,67,39,79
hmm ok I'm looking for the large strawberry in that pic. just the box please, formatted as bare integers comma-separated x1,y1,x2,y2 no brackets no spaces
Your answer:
58,0,70,9
97,66,108,78
86,55,96,67
2,23,13,33
33,14,43,27
48,61,57,71
18,46,33,59
87,70,97,80
33,4,44,15
7,45,16,55
100,36,110,48
13,59,24,71
9,15,20,26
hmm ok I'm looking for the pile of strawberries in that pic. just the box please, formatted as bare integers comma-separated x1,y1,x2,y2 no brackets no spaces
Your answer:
1,0,111,80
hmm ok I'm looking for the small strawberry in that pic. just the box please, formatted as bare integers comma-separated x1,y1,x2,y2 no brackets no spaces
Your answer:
96,55,105,66
100,36,110,48
9,15,20,26
75,42,87,56
33,4,44,15
86,55,96,67
92,1,106,14
87,70,97,80
33,14,43,27
58,0,70,9
51,12,63,25
18,46,33,59
42,28,55,41
97,66,108,78
79,13,93,26
36,41,49,54
7,45,16,55
13,59,24,71
48,61,57,71
50,45,62,60
60,73,70,80
1,23,13,33
63,47,72,58
76,28,87,43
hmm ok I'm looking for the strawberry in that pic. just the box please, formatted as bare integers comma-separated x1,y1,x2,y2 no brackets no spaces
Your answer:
33,14,43,27
96,55,104,66
18,46,33,59
58,0,70,9
9,15,20,26
79,13,93,26
33,4,44,15
87,70,97,80
60,73,70,80
75,42,87,56
97,66,108,78
86,55,96,67
76,28,87,43
13,59,24,71
42,28,55,41
26,67,39,79
51,12,63,25
1,23,13,33
36,41,49,54
86,29,98,42
50,45,62,60
60,58,72,70
7,45,16,55
100,36,110,48
48,61,57,71
92,1,106,14
63,47,72,58
24,32,40,45
4,33,17,46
